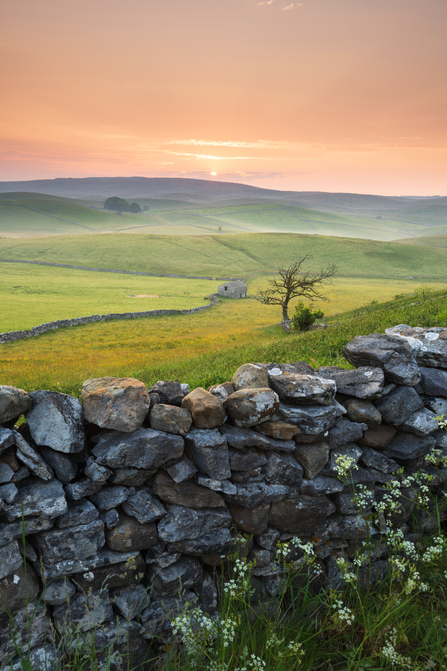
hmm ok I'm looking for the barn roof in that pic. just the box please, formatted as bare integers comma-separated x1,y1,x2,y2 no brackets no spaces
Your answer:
218,280,247,288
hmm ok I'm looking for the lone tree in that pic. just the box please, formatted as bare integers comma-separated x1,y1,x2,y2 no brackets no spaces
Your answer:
256,256,336,329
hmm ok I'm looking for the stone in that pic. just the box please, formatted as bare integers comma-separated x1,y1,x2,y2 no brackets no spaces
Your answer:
84,456,112,482
152,471,225,508
433,429,447,448
358,424,397,449
400,408,439,436
110,584,150,620
231,468,264,483
168,527,232,556
325,443,363,476
56,498,99,528
318,366,385,399
0,483,18,503
0,564,40,617
3,478,67,521
359,447,399,474
122,486,167,522
419,367,447,398
223,483,289,508
300,476,344,496
344,334,420,386
185,428,231,480
181,388,226,429
39,446,78,483
265,452,303,486
99,508,120,529
108,468,153,486
150,404,192,436
81,376,150,433
254,419,300,440
208,382,234,400
13,431,53,481
148,555,202,596
334,489,375,515
248,545,273,568
0,386,30,424
27,390,84,453
0,446,19,471
0,462,13,484
39,548,140,580
139,590,198,639
35,519,105,566
106,512,158,552
224,388,279,427
147,380,185,406
196,476,237,494
262,361,316,377
326,419,367,448
5,644,61,671
375,386,424,426
89,486,130,510
279,402,338,435
270,495,336,535
343,399,382,427
71,552,145,591
167,455,198,482
269,373,336,406
385,325,447,369
0,541,23,580
0,517,54,549
10,466,30,483
195,571,218,615
53,589,113,634
227,502,270,535
232,364,270,391
424,396,447,416
219,424,296,452
255,527,281,550
384,433,436,461
228,447,268,471
324,514,371,539
0,427,14,455
0,601,51,664
157,506,231,543
294,441,329,480
42,577,76,605
65,478,103,500
92,427,184,470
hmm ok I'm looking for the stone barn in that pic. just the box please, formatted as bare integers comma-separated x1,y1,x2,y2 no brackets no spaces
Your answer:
217,280,247,298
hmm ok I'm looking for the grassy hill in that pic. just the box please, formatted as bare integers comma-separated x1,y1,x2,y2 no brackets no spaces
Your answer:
398,234,447,248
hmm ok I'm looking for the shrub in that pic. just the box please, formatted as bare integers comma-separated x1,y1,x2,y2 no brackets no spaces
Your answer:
292,302,324,331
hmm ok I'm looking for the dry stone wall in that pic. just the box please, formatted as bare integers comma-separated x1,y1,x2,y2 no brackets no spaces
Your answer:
1,324,447,669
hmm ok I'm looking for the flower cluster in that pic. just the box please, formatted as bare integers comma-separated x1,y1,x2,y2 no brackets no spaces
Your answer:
171,606,218,653
381,628,413,668
332,598,354,626
223,558,254,599
235,654,266,671
335,556,357,584
425,448,447,468
334,454,359,478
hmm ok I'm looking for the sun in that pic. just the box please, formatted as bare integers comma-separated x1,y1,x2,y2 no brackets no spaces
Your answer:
210,171,217,176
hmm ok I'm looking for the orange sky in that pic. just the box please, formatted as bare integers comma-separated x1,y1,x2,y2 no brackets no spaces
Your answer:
1,0,446,195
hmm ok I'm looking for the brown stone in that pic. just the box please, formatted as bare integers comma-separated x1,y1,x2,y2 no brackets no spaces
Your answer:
0,563,39,616
71,553,145,592
294,441,329,480
152,471,225,508
150,404,192,436
270,495,336,535
232,364,269,391
358,424,397,449
208,382,234,400
105,512,158,552
255,420,300,441
181,388,226,429
81,377,150,433
227,502,270,535
224,388,279,428
344,399,382,428
0,446,20,472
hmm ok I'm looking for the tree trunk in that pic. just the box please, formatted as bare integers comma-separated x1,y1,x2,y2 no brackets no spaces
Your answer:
282,306,289,322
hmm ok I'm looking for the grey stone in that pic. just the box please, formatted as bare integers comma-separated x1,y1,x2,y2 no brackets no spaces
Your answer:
70,552,145,591
53,589,113,634
228,447,268,471
35,519,105,566
0,517,54,549
13,431,53,481
424,396,447,416
248,545,273,568
139,590,198,639
0,483,18,503
279,402,338,435
0,462,13,484
27,390,84,453
106,511,158,552
325,514,371,539
37,548,140,579
185,428,231,480
224,388,280,427
400,407,439,436
232,364,269,391
262,361,316,376
375,386,424,426
344,334,421,386
84,456,112,482
419,367,447,398
0,428,14,455
294,441,329,479
0,386,30,425
334,490,372,515
231,468,264,483
153,471,228,508
147,380,185,406
89,485,130,510
92,427,184,470
318,366,385,399
227,502,270,535
157,506,231,543
385,325,447,369
265,452,303,486
268,373,335,406
219,424,296,452
122,486,168,522
384,433,436,460
148,555,202,596
167,527,232,556
108,467,153,486
0,601,51,664
5,644,61,671
42,577,76,605
3,478,67,521
167,455,198,482
65,477,103,500
325,444,363,475
0,564,40,617
300,475,344,496
196,475,237,495
0,541,23,580
110,584,150,620
10,466,30,483
326,419,367,448
255,527,281,550
343,399,382,427
223,482,289,508
150,404,192,436
270,495,336,535
56,498,99,528
82,376,150,433
196,571,218,615
99,508,120,529
433,429,447,448
40,446,78,483
359,448,399,474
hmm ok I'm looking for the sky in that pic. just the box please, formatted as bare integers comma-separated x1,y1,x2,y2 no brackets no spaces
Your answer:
1,0,446,195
